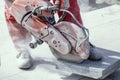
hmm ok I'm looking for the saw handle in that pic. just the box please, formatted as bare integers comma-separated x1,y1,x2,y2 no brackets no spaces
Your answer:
32,5,58,13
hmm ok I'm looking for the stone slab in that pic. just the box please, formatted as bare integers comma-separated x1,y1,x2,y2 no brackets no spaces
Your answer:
37,47,120,79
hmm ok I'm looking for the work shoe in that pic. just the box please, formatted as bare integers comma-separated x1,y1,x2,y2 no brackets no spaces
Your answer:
88,45,102,61
16,50,33,69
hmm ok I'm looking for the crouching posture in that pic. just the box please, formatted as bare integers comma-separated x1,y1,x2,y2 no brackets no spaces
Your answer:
5,0,101,69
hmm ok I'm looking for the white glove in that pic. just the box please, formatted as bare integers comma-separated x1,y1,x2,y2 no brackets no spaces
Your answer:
61,0,70,9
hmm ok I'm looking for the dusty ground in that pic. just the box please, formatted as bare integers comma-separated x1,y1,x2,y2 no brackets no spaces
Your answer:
78,0,120,12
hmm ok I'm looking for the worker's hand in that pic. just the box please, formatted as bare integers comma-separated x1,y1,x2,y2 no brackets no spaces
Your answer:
53,4,59,10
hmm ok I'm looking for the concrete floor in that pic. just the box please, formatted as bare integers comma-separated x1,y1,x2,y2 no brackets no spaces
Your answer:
0,0,120,80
